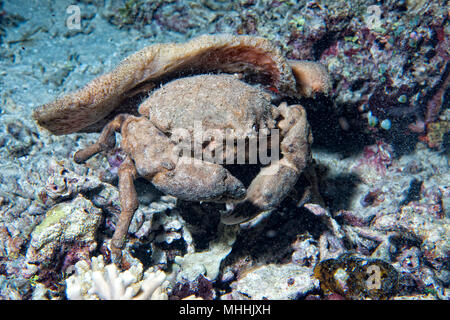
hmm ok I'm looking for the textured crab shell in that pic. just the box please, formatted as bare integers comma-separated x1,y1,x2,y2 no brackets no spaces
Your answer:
33,34,298,135
139,74,277,138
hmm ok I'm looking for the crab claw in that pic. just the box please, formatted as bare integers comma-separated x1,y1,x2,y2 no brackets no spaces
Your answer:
221,104,313,225
152,157,247,202
220,159,299,224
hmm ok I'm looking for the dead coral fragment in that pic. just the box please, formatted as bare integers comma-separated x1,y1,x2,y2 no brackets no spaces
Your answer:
66,255,168,300
33,34,298,135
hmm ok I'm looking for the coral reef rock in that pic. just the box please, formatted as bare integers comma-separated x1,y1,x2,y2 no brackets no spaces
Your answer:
227,263,318,300
175,225,238,282
23,195,102,277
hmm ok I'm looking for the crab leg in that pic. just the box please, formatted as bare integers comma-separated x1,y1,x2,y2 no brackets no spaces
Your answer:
73,114,128,164
110,156,139,262
221,103,313,224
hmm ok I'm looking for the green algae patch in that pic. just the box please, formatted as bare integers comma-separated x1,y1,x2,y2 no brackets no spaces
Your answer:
33,203,70,236
29,195,102,251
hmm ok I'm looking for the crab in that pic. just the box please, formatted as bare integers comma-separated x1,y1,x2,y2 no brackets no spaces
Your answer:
33,35,330,261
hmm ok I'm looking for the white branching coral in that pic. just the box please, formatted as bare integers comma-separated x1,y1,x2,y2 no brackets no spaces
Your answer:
66,255,168,300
